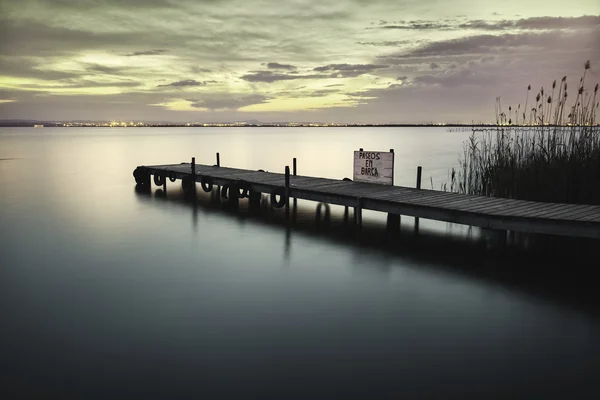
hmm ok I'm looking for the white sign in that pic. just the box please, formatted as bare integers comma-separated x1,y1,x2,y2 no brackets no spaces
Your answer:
353,150,394,185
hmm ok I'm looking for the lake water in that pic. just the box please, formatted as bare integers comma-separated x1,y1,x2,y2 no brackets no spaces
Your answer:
1,127,598,398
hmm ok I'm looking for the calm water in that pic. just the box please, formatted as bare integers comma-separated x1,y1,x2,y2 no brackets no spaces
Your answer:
1,127,598,398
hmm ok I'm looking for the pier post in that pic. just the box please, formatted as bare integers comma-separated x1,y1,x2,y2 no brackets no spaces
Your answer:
386,214,400,235
385,149,400,234
216,152,220,167
191,157,196,196
415,166,422,234
249,191,261,213
285,166,290,221
355,197,363,236
292,158,297,222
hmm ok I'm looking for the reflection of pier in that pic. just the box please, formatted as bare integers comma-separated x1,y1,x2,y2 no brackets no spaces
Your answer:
133,155,600,244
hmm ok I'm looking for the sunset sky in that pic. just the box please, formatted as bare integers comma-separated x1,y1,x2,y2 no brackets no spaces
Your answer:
1,0,598,123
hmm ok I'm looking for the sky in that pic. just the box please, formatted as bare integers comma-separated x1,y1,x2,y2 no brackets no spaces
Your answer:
0,0,599,123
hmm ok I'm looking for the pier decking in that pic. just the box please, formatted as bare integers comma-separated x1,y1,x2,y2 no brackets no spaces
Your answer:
134,161,600,240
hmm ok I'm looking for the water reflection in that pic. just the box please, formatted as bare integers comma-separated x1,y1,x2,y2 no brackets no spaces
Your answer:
133,184,600,317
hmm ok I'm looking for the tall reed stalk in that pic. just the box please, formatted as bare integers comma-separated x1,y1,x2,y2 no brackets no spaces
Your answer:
453,61,600,205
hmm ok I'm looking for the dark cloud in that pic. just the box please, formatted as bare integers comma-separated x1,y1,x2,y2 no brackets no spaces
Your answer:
397,76,408,81
398,29,600,58
379,16,600,32
357,40,417,47
188,94,269,110
382,22,453,30
430,62,440,70
240,71,322,83
20,80,142,89
124,49,169,56
313,63,388,77
307,89,338,97
266,62,296,70
85,63,130,75
158,79,206,87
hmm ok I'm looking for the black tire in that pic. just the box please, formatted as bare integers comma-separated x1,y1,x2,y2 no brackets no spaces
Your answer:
133,168,150,185
270,187,286,208
154,173,165,186
221,183,231,200
234,180,250,199
201,176,213,192
343,177,352,181
182,176,194,194
168,171,177,182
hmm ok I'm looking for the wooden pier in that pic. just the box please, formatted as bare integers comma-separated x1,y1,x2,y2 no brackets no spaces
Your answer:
133,157,600,241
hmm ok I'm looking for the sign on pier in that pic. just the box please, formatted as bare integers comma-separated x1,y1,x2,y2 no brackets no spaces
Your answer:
353,150,394,185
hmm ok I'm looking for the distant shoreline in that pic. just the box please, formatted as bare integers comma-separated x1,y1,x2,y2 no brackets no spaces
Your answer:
3,122,595,128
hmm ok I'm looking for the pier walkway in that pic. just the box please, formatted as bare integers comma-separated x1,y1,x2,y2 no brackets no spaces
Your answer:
134,161,600,240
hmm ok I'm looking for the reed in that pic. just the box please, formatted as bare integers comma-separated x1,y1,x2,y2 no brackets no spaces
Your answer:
450,61,600,205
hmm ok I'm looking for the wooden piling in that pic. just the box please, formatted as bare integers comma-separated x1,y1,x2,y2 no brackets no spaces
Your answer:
415,166,422,234
216,153,220,167
385,149,400,233
355,197,363,235
292,158,297,222
285,166,290,221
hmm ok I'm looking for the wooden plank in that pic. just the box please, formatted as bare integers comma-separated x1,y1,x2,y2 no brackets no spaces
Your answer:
544,205,600,220
415,193,501,208
502,203,570,218
575,209,600,221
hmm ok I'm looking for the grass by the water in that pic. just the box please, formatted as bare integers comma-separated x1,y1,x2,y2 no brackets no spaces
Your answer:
447,61,600,205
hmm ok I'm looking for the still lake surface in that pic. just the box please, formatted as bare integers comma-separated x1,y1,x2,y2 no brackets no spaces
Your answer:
1,127,598,398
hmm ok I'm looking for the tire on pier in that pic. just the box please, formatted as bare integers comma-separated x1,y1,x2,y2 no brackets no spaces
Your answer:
181,175,194,194
270,187,286,209
168,171,177,182
221,183,231,200
154,172,165,186
343,177,352,181
201,176,213,192
233,180,251,199
133,167,150,186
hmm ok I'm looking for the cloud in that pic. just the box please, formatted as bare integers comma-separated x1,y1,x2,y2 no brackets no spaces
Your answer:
382,22,453,30
240,71,322,83
158,79,206,87
266,62,296,70
397,76,408,81
188,94,269,110
377,15,600,32
430,62,440,70
313,63,388,77
397,28,600,58
124,49,169,56
357,40,416,47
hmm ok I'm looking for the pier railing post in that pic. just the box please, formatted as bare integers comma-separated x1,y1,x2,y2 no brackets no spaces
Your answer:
415,166,422,234
285,166,290,221
216,152,220,167
292,158,297,222
191,157,196,196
